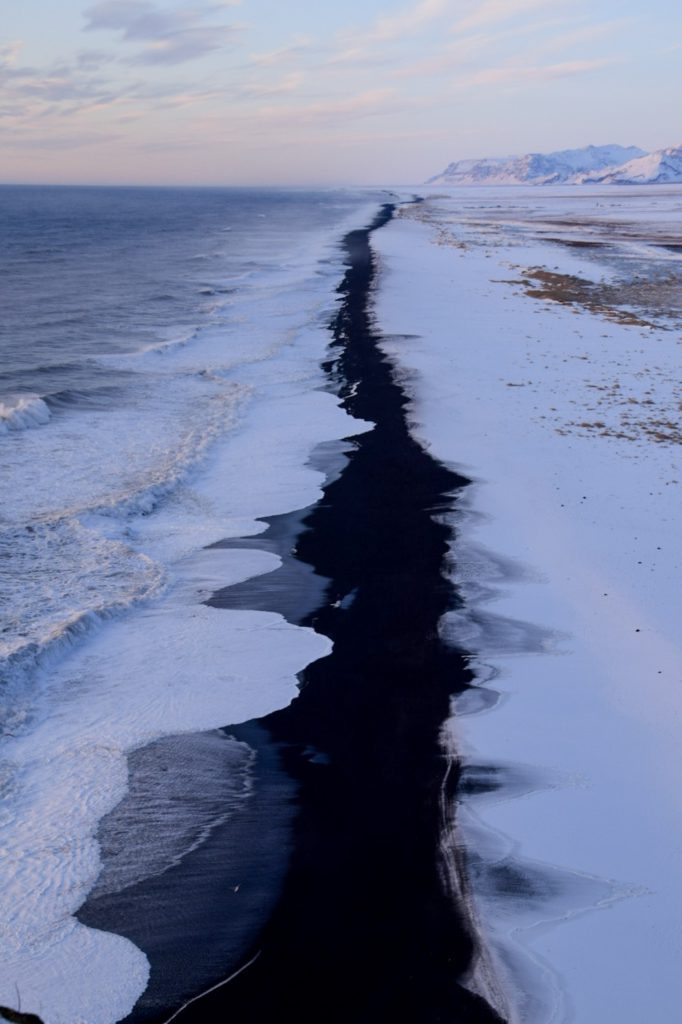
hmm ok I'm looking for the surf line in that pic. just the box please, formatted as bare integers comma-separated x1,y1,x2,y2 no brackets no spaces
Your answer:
170,203,505,1023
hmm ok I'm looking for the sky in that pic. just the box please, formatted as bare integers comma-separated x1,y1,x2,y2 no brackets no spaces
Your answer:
1,0,681,185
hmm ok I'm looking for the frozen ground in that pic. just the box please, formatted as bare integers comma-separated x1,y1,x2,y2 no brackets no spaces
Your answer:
372,186,682,1024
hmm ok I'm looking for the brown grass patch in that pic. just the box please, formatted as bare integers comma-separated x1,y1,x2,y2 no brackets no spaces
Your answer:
514,268,660,329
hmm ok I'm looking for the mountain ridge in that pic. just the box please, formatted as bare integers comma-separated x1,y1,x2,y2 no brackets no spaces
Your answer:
427,143,682,186
578,144,682,184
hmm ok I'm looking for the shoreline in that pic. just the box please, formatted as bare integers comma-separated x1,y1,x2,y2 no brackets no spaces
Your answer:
158,205,501,1022
80,203,505,1022
79,446,350,1022
2,190,383,1024
59,185,682,1024
79,722,298,1024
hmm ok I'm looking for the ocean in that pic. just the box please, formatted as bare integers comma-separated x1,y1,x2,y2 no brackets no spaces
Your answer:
0,185,384,1022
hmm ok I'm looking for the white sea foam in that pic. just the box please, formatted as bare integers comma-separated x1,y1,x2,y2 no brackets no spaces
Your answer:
0,375,248,711
0,549,332,1024
1,192,382,705
0,518,164,737
0,393,51,433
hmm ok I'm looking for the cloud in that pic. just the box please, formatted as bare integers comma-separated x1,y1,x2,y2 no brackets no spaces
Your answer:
312,125,451,148
16,76,116,102
127,28,234,64
83,0,241,64
1,64,118,105
76,49,114,69
0,48,148,126
151,87,222,109
328,0,453,65
326,45,403,68
532,18,636,56
2,125,122,149
459,57,616,87
0,41,23,67
453,0,561,33
249,36,313,67
238,72,305,99
367,0,452,42
391,32,495,78
253,88,400,127
325,0,562,72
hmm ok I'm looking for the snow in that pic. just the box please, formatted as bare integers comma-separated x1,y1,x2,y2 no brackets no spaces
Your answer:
583,144,682,185
542,144,645,173
426,144,667,186
372,187,682,1023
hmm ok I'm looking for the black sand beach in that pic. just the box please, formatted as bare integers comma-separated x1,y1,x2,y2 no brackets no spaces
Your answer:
81,206,503,1023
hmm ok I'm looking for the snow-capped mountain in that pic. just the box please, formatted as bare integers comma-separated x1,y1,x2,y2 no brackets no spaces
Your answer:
427,144,660,186
579,144,682,184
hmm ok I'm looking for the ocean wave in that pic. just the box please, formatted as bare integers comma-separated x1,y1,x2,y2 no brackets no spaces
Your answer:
44,387,123,411
0,518,165,737
0,394,51,434
0,377,251,730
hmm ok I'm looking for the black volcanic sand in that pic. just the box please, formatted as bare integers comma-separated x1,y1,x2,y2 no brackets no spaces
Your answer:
82,205,504,1024
79,724,298,1024
169,207,503,1022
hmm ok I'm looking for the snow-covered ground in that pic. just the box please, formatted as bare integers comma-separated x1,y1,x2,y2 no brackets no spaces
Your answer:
372,186,682,1024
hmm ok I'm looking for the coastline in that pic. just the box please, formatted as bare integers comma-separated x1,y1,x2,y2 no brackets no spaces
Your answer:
196,204,499,1021
83,203,503,1023
1,190,386,1024
46,185,682,1023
